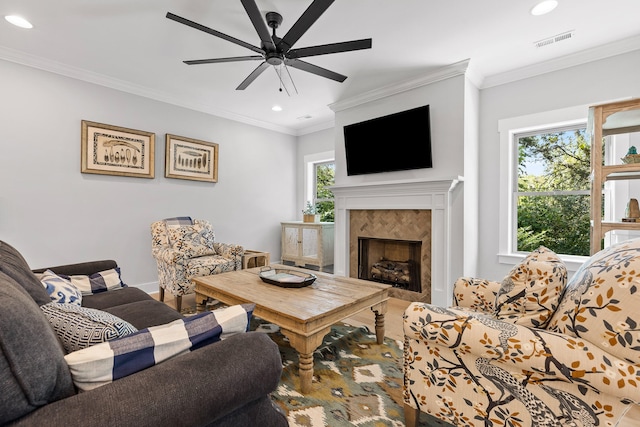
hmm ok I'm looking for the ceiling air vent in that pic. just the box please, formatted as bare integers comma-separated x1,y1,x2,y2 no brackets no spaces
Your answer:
534,30,575,48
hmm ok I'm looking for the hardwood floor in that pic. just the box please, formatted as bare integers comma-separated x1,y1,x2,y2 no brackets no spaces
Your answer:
154,292,412,341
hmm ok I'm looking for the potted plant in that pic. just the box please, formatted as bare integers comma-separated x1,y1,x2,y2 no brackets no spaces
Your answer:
302,202,320,223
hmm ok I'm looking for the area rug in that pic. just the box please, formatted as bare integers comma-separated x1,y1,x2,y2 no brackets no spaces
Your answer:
251,318,450,427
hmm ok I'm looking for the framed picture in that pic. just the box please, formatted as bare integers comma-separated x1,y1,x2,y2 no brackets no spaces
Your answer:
165,134,218,183
81,120,155,179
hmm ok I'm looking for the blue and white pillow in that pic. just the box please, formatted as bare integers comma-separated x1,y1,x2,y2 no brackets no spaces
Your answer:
59,267,127,296
40,269,82,305
64,303,255,391
164,216,193,228
41,302,138,353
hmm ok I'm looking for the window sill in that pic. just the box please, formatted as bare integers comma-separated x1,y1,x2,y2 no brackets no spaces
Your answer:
498,252,588,274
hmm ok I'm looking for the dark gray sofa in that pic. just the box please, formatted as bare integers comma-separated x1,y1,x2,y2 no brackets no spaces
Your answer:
0,240,288,427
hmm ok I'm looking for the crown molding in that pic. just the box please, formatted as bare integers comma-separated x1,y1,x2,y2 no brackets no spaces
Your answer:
328,59,470,113
0,46,297,136
481,34,640,89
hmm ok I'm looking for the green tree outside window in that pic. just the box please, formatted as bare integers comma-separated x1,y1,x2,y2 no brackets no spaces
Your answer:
516,127,590,256
314,162,335,222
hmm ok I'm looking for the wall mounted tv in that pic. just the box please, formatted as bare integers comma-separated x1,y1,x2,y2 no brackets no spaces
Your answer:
343,104,432,176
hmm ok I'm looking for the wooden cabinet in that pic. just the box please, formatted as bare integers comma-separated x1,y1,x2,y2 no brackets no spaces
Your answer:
281,222,334,271
590,98,640,254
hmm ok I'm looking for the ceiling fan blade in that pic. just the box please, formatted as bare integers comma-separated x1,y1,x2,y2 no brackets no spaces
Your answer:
184,55,263,65
277,0,334,52
240,0,276,51
166,12,264,55
287,38,372,59
284,58,346,83
236,61,270,90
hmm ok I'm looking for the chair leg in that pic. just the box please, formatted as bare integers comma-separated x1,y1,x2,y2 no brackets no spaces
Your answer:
175,295,182,312
159,286,165,302
404,403,420,427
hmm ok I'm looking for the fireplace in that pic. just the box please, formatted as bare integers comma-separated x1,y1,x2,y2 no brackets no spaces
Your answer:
349,209,431,301
358,237,421,292
331,178,463,306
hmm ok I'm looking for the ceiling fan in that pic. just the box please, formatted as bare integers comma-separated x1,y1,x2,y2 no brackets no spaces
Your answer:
166,0,372,91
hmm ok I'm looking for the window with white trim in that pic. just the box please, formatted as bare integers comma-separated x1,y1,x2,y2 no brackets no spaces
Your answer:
304,151,335,222
498,105,589,271
514,125,589,256
313,161,335,222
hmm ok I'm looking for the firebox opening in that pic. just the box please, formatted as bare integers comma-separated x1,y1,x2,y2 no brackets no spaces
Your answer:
358,237,421,292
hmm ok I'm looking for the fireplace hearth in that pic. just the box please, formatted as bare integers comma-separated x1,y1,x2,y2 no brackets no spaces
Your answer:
348,209,431,301
358,237,421,292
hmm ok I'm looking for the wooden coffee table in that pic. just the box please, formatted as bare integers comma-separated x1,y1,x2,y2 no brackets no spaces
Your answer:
192,265,390,394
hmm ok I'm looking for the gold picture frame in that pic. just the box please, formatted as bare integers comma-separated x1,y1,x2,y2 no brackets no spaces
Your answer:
165,134,218,183
81,120,155,178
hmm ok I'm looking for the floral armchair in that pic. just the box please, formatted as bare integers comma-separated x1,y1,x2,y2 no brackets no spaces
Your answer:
151,218,243,312
403,240,640,427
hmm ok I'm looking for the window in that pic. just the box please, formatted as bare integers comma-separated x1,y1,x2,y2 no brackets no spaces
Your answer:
313,161,335,222
498,105,589,271
515,125,589,256
304,151,335,222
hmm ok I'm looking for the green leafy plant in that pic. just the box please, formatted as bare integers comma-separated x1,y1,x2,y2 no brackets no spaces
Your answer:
302,201,317,215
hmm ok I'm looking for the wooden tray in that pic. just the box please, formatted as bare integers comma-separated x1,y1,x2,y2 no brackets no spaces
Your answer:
258,268,316,288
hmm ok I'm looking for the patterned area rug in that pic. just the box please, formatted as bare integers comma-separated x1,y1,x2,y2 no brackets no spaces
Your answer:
251,318,450,427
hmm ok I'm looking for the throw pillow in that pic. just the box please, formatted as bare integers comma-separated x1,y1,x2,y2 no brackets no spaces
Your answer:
547,238,640,363
64,303,255,391
41,302,138,353
59,267,127,296
40,269,82,306
168,222,217,257
494,246,567,328
164,216,193,228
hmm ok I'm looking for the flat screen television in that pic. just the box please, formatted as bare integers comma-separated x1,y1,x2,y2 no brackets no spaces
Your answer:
343,105,432,176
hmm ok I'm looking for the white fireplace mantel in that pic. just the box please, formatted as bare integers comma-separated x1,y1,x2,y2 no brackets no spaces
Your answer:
331,177,463,307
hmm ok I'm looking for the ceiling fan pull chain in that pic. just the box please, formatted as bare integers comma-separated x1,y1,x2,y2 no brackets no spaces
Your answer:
284,63,299,95
275,66,291,96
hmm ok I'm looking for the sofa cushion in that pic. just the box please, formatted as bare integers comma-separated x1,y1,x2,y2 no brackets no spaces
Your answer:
167,222,217,257
64,303,255,391
41,303,138,353
0,240,51,305
81,286,154,310
0,271,75,423
548,238,640,363
494,246,567,328
59,267,127,296
103,299,184,330
40,269,83,305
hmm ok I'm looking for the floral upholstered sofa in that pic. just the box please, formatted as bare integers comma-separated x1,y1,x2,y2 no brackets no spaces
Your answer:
151,218,243,311
403,239,640,427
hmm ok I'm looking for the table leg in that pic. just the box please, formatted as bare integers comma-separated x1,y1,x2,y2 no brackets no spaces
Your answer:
371,300,388,344
280,327,331,394
195,292,208,313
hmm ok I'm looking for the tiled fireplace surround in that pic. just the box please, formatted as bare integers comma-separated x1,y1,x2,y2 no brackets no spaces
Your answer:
331,178,462,307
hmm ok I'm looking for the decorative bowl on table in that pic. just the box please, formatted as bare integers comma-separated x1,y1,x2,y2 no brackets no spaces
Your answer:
258,267,316,288
621,154,640,164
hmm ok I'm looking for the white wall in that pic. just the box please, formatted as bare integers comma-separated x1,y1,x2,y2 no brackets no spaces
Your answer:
329,72,469,286
333,74,466,186
478,49,640,280
0,59,297,291
296,127,335,216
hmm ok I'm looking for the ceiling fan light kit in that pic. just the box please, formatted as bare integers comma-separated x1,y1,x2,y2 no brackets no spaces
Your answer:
167,0,372,91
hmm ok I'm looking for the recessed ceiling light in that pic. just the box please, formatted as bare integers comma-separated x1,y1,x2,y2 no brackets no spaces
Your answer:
5,15,33,29
531,0,558,16
272,105,283,112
